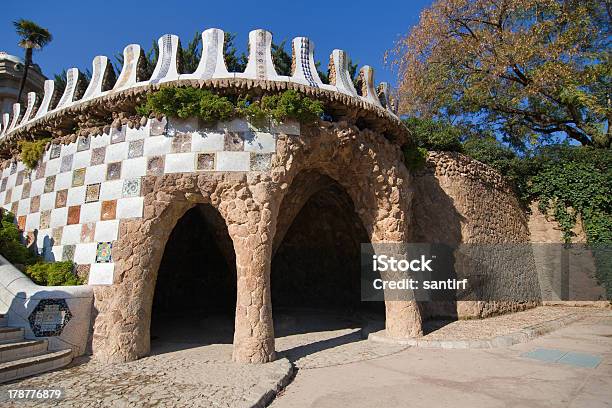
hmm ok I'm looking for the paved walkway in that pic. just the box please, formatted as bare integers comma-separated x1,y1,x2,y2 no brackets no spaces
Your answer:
0,307,609,407
270,311,612,408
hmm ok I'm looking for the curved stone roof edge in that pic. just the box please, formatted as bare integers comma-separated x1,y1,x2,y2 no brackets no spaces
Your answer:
0,28,404,146
0,78,409,152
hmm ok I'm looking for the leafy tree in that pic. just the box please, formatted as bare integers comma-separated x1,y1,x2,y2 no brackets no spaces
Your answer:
391,0,611,149
180,32,202,73
224,32,248,72
403,117,464,151
272,40,292,76
13,19,53,103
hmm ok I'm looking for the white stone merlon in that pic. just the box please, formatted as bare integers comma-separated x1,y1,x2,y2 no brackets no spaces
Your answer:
148,34,180,84
113,45,142,91
34,80,55,119
1,28,399,141
8,103,20,132
290,37,324,88
237,29,284,81
358,66,382,108
181,28,231,80
55,68,80,110
19,92,37,127
1,113,8,137
329,49,358,97
82,56,111,100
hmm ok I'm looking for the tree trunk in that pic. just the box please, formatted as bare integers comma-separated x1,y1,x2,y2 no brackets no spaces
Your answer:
16,48,33,103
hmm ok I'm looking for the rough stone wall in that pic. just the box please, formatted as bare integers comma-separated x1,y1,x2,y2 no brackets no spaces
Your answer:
411,151,541,319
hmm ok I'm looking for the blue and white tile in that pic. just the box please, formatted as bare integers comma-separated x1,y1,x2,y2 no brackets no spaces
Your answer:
94,220,119,242
116,197,144,219
61,224,82,245
84,164,107,185
88,263,114,285
164,152,195,173
66,186,86,206
99,180,123,201
73,242,97,264
216,151,250,172
49,207,68,228
79,202,102,223
122,157,147,178
192,132,225,152
143,136,172,156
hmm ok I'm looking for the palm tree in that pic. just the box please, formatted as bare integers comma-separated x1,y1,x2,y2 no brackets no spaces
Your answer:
13,19,53,103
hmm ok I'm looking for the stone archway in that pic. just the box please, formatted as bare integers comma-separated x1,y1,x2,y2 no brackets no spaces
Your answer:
272,170,385,338
150,203,237,350
271,123,425,341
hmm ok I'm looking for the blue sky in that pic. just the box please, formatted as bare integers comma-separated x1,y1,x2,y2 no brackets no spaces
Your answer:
2,0,432,86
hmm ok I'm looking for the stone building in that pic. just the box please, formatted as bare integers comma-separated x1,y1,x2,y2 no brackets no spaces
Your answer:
0,52,46,114
0,28,546,380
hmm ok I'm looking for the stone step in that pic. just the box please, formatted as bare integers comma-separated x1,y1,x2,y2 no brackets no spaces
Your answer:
0,327,24,343
0,340,48,364
0,349,72,383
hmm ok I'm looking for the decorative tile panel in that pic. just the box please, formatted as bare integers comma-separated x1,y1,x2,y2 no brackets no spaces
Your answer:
77,135,90,152
100,200,117,220
44,176,56,193
122,178,141,197
106,162,122,181
196,153,215,171
128,140,144,158
110,126,126,144
55,189,68,208
91,147,106,166
95,242,112,263
85,183,101,203
72,168,86,187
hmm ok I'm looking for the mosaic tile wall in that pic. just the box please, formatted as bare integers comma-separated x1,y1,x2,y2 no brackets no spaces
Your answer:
0,117,296,286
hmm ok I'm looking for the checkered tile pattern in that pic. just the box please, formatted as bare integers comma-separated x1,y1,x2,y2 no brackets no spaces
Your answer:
0,117,294,286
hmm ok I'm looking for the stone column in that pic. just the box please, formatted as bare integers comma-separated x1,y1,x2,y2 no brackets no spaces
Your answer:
228,200,276,363
385,300,423,338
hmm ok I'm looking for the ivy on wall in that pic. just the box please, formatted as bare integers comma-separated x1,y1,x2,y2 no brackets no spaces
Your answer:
404,117,611,298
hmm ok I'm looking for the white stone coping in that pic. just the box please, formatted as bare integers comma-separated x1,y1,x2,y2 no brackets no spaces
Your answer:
0,255,93,356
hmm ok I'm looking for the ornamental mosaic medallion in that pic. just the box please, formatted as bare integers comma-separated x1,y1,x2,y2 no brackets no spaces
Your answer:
28,299,72,337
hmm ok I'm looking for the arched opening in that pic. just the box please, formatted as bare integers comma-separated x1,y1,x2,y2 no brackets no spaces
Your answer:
272,172,384,357
150,204,236,353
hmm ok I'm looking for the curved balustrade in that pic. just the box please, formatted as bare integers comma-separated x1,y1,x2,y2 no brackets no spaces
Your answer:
0,28,398,141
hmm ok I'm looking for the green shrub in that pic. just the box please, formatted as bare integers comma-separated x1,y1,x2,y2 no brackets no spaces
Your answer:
0,212,37,265
402,145,428,171
265,90,324,124
237,97,269,128
26,261,81,286
137,88,324,125
137,87,235,124
0,211,82,286
18,138,51,170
